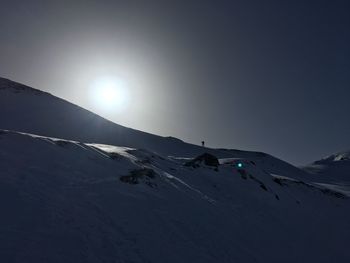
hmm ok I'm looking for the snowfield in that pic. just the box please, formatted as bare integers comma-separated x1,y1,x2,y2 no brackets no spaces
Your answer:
1,77,350,263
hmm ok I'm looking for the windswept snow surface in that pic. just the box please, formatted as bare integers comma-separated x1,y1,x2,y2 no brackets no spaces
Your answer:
0,130,349,263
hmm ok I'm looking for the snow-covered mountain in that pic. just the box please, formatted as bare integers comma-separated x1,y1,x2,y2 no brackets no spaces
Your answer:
1,77,350,263
0,77,307,180
315,151,350,163
303,151,350,182
302,151,350,196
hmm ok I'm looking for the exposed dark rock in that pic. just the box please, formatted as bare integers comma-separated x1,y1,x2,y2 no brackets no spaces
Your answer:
55,140,71,147
120,168,157,187
260,183,268,191
238,169,248,180
184,153,219,168
272,177,283,186
249,174,268,191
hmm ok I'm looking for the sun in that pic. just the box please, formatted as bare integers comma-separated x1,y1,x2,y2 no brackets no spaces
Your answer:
90,76,130,112
98,83,118,105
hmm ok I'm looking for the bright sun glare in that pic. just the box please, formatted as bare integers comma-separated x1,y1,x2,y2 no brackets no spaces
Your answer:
90,76,130,112
99,85,118,105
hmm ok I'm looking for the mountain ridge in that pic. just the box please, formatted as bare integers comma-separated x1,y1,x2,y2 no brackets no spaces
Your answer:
0,77,307,180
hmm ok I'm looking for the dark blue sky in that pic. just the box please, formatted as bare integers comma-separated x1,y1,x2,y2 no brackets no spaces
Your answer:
0,0,349,164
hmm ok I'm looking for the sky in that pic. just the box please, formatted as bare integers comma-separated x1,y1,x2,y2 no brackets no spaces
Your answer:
0,0,349,165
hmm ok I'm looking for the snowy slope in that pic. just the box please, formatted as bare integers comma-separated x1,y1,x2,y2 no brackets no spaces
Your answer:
0,130,349,263
0,77,307,180
302,151,350,196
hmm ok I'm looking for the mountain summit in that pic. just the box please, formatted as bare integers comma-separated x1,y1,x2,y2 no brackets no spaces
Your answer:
0,77,222,157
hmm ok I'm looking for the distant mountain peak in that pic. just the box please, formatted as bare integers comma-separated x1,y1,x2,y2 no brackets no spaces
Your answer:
331,152,350,162
314,151,350,165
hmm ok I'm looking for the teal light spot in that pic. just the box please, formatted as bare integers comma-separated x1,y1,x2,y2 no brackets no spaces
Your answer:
237,162,243,168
